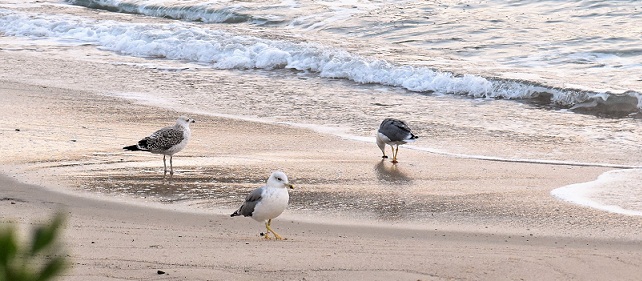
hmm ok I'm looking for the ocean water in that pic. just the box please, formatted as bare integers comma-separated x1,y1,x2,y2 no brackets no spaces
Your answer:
1,0,641,217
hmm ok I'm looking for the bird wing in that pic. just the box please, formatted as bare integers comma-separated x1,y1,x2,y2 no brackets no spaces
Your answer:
236,186,265,217
379,118,416,141
142,126,184,151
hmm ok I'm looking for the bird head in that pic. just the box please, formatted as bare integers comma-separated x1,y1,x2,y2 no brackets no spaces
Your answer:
177,116,196,126
268,171,294,189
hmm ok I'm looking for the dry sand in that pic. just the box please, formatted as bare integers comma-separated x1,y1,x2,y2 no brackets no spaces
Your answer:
1,57,641,280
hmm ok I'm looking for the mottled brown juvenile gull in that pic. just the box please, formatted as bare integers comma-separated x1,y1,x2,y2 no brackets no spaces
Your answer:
123,116,195,177
376,118,418,163
231,171,294,240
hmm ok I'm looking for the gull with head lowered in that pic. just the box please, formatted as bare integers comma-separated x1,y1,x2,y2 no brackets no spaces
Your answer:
376,118,418,163
123,116,195,177
231,171,295,240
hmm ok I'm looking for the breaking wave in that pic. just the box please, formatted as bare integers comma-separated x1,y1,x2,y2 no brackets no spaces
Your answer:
1,9,640,117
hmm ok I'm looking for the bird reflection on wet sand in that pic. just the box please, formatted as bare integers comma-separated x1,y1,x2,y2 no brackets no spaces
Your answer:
374,160,412,184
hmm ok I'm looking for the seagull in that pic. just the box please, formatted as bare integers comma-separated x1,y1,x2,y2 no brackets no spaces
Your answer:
123,116,195,177
376,118,418,163
231,171,294,240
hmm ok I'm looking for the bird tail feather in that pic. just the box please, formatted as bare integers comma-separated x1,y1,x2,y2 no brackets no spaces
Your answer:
122,145,141,151
123,139,150,151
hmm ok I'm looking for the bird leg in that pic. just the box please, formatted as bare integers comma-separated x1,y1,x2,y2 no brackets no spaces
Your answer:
169,155,174,177
262,220,272,240
163,155,168,177
392,145,399,163
389,145,395,161
265,219,284,240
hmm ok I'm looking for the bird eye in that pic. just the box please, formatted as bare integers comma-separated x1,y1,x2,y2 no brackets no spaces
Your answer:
277,177,282,181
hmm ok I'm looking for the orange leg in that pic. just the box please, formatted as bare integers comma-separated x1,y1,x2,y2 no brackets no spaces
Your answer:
264,219,284,240
392,145,399,163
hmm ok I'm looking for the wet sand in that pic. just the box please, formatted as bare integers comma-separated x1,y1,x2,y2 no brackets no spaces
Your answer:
1,57,641,279
2,173,641,281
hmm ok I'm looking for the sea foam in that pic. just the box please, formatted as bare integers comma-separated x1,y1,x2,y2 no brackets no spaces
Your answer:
551,169,642,216
1,9,640,115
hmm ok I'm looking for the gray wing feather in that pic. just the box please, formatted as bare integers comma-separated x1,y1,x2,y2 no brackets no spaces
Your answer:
144,126,184,151
379,118,415,142
233,186,265,217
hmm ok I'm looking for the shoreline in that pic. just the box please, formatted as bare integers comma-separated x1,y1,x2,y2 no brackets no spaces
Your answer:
1,64,641,279
3,162,641,241
2,174,642,280
1,78,640,236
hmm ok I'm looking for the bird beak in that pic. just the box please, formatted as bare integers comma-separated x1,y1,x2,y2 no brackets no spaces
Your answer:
287,184,294,189
190,119,196,123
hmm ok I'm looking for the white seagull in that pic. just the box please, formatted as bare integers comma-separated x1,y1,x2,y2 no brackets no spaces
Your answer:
376,118,418,163
123,116,195,177
231,171,294,240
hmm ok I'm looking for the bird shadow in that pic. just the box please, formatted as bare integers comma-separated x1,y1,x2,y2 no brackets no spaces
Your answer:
374,160,412,184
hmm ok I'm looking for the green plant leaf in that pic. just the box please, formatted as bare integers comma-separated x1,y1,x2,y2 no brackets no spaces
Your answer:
30,214,64,257
36,256,66,281
0,227,18,267
1,212,67,281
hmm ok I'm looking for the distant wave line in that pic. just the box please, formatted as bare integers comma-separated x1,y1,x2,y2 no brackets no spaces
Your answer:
66,0,251,23
1,9,640,117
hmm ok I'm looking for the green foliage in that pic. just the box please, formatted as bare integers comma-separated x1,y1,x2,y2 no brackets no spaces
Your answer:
0,213,67,281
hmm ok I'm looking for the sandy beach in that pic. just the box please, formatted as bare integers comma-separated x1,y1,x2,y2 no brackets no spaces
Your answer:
3,173,641,281
1,51,641,280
